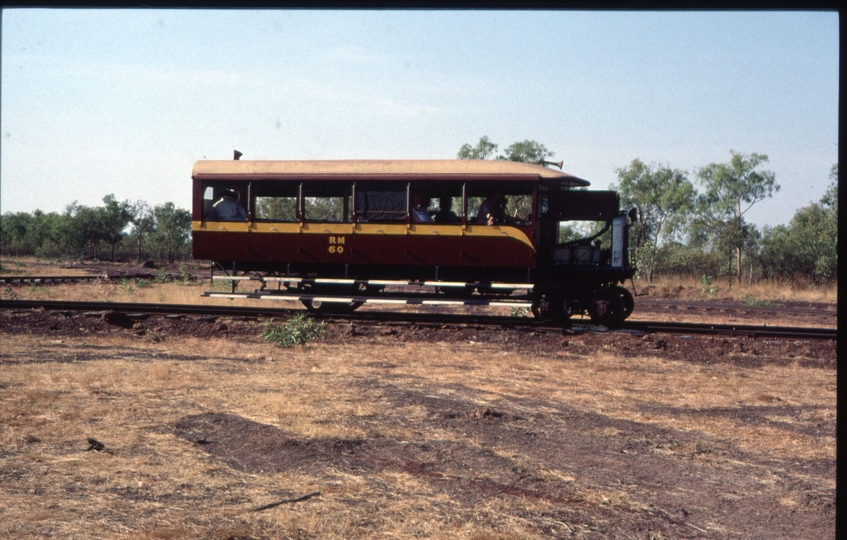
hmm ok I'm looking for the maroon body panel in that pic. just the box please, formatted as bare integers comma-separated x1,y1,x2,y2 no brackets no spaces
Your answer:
197,229,536,269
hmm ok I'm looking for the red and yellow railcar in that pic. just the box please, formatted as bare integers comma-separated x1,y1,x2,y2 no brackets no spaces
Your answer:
192,159,636,324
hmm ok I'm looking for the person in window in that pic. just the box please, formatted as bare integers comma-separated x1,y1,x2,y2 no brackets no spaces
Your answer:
434,196,460,223
410,193,433,223
213,189,248,221
477,191,507,226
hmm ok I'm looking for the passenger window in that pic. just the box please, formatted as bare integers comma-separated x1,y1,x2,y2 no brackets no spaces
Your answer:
466,182,534,225
304,196,350,222
467,196,485,223
202,187,217,220
432,195,461,223
255,196,298,221
356,182,407,222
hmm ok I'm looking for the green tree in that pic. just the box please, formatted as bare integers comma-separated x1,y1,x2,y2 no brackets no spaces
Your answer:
457,136,499,160
129,201,156,262
759,166,837,284
100,194,133,261
611,159,695,282
458,136,554,164
152,203,192,263
62,202,103,259
696,151,779,281
498,140,554,164
0,212,33,257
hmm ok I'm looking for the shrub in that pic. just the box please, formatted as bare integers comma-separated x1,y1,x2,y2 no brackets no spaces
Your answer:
119,277,135,297
744,295,771,307
153,267,169,284
262,313,326,348
700,274,716,299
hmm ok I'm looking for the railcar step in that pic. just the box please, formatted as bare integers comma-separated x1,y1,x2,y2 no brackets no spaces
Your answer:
202,291,532,307
210,276,533,289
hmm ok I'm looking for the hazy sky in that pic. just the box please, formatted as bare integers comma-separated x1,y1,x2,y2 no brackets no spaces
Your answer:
1,9,839,228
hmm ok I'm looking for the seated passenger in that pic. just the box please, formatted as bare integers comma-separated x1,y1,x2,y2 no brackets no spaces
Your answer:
213,189,248,221
477,191,506,226
434,197,460,223
410,193,433,223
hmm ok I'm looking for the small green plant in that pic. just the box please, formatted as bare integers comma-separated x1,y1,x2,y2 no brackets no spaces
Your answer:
700,274,717,299
4,285,18,300
119,277,136,297
178,263,192,284
136,278,151,289
26,282,40,295
262,313,326,348
153,267,169,284
744,295,772,307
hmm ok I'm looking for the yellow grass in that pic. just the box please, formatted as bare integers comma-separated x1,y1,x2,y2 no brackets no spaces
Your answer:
2,257,838,306
634,274,837,303
0,329,835,539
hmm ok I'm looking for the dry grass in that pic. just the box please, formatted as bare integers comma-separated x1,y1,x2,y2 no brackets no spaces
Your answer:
0,329,835,539
635,274,837,304
3,257,838,307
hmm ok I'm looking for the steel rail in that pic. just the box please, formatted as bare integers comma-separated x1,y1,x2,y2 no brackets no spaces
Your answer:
635,298,837,316
622,320,837,341
5,274,835,317
0,299,836,341
0,274,174,284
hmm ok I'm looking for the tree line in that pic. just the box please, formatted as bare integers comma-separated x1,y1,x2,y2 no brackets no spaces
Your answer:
0,196,192,263
459,136,837,286
1,141,837,285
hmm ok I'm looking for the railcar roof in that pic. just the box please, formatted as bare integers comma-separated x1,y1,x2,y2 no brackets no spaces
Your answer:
192,159,591,186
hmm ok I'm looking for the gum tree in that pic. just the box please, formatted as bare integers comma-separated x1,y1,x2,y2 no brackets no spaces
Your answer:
152,202,192,263
457,136,499,160
695,151,779,281
100,194,133,261
612,159,695,283
759,165,837,283
129,201,156,262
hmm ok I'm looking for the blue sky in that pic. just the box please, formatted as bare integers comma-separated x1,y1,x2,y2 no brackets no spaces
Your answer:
1,9,839,228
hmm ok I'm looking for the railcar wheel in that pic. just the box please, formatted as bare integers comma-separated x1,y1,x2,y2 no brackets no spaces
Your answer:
588,289,626,328
531,297,570,326
614,285,635,320
301,298,364,314
301,282,366,314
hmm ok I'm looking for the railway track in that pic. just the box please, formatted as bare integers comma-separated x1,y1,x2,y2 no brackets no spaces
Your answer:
636,298,837,317
2,274,836,317
1,299,836,341
0,274,180,285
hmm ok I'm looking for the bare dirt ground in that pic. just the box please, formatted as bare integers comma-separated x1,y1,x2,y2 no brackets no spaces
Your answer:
0,260,837,539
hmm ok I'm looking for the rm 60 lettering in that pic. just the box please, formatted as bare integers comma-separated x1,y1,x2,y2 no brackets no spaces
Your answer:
328,236,346,254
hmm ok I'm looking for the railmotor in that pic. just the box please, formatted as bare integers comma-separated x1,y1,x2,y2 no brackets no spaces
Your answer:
192,158,636,325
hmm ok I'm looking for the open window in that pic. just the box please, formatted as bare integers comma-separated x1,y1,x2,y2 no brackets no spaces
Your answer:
303,183,352,223
408,182,462,224
465,181,535,225
355,181,407,222
202,183,248,221
254,183,299,222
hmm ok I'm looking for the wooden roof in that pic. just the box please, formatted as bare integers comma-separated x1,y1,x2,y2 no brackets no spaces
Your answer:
192,159,590,186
